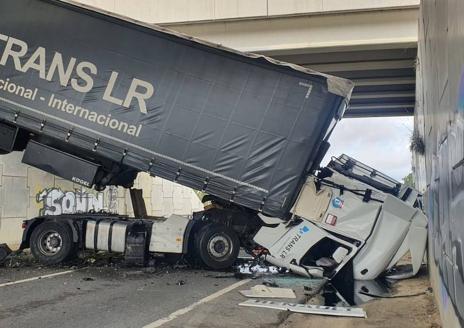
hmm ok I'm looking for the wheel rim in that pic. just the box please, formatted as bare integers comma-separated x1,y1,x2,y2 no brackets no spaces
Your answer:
207,233,233,261
37,230,63,256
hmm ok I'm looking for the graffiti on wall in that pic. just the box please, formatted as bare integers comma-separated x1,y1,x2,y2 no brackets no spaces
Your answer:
36,188,105,216
458,69,464,112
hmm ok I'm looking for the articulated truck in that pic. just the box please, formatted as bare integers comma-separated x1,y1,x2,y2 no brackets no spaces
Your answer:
0,0,427,280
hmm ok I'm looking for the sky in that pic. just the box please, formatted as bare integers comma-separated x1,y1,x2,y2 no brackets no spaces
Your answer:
322,116,414,181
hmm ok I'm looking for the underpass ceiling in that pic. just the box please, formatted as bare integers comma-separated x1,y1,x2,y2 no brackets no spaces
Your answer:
272,47,417,117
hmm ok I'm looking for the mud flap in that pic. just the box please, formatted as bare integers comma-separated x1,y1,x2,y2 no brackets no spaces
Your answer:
0,121,18,152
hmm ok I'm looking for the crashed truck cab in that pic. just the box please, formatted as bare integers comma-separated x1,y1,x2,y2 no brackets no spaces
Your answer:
254,154,428,280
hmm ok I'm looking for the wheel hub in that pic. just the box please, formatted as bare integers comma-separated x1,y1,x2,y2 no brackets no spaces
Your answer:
39,231,63,255
48,236,60,248
213,241,226,253
208,234,231,259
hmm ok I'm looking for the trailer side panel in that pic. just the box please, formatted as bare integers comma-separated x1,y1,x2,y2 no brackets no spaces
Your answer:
0,0,352,217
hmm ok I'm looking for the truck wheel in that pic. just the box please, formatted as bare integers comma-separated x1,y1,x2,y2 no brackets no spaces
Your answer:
195,224,240,270
30,221,77,265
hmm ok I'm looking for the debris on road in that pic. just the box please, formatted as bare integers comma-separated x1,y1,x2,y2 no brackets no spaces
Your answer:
86,257,97,264
82,277,95,281
0,244,12,265
263,276,326,289
235,261,288,279
240,285,296,299
205,273,236,279
384,264,425,280
262,280,279,287
177,280,186,286
239,299,367,318
121,270,144,277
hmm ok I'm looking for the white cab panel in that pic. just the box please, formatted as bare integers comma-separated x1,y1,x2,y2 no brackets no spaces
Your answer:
149,215,190,254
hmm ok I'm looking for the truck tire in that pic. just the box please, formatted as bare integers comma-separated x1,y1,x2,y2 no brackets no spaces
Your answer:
194,224,240,270
30,221,77,265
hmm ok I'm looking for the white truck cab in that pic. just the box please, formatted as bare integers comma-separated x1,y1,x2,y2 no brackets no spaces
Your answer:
254,155,427,280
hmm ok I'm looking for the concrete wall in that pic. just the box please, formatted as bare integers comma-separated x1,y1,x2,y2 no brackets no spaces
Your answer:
73,0,419,54
165,7,418,54
415,0,464,326
75,0,419,24
0,152,203,249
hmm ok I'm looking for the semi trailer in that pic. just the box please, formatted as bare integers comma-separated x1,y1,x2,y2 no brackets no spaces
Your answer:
0,0,427,280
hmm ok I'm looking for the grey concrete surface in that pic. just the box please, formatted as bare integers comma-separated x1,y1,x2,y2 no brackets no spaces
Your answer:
0,264,288,328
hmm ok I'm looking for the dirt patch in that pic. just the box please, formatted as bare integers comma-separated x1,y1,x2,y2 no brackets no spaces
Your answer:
279,273,441,328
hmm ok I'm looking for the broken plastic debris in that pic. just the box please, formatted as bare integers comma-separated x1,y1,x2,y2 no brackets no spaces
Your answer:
239,299,367,318
240,285,296,299
384,264,419,280
235,262,288,278
264,276,327,290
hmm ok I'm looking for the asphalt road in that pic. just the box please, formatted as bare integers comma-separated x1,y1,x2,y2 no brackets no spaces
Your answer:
0,263,287,328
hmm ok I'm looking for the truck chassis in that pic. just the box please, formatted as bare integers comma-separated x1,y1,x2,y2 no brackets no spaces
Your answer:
19,155,428,282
